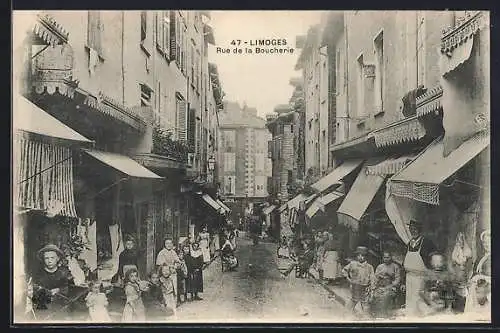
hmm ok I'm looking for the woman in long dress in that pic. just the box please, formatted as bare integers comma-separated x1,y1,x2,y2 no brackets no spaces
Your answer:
323,232,342,282
198,226,211,264
186,242,204,300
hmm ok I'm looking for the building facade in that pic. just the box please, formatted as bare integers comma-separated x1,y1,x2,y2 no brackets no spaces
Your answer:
284,10,490,282
13,10,223,289
218,101,271,218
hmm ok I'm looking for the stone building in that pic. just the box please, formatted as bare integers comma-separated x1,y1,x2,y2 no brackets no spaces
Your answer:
13,10,224,285
218,101,271,219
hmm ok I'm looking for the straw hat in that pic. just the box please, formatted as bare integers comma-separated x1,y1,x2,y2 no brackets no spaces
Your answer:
355,246,368,255
37,244,64,261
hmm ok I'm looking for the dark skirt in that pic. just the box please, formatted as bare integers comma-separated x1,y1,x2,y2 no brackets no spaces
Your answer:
188,269,203,294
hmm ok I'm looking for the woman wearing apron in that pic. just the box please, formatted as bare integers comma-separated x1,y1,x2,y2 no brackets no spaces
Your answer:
403,219,436,317
198,226,211,264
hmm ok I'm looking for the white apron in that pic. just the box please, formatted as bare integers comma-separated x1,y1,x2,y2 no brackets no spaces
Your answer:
404,243,427,317
199,233,211,263
323,251,341,279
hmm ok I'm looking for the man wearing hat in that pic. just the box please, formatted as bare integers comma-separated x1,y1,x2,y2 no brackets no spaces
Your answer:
32,244,73,320
403,219,437,317
342,246,376,317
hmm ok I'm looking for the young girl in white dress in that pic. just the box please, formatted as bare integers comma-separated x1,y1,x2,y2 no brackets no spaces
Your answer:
85,280,112,323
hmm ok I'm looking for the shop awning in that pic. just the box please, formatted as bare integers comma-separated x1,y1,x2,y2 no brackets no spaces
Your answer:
14,95,93,145
262,205,276,215
202,194,224,213
287,194,306,210
311,159,363,192
337,165,387,230
278,203,288,212
82,149,163,179
216,199,231,213
389,131,489,205
317,191,344,211
365,155,416,176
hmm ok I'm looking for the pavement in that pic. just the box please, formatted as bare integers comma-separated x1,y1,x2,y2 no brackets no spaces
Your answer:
173,235,349,323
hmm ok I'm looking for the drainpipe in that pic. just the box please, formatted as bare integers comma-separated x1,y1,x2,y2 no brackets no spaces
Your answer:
344,15,350,141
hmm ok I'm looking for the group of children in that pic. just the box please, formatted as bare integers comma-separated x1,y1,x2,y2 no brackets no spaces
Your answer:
84,235,209,323
85,264,179,322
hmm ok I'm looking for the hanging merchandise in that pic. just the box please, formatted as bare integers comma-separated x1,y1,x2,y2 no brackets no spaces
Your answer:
67,256,86,286
79,218,98,272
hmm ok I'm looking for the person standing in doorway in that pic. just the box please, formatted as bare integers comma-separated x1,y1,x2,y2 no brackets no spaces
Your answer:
156,239,181,306
403,219,437,317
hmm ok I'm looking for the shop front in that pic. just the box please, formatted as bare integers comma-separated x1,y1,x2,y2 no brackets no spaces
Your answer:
386,131,489,269
13,94,93,321
73,149,163,279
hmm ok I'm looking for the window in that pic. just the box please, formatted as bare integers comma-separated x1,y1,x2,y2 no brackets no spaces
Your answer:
356,54,365,118
155,12,170,57
224,153,236,172
141,84,153,107
87,11,104,58
374,31,384,113
224,176,236,195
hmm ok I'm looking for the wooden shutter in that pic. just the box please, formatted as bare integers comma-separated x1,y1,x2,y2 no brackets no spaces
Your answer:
169,11,177,60
163,11,169,56
156,12,162,50
88,11,103,55
176,96,187,142
188,107,196,148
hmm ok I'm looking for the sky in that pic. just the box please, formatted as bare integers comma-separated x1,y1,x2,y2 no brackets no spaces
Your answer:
207,11,324,118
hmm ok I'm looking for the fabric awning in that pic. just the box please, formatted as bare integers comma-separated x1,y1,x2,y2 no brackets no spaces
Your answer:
216,199,231,213
202,194,223,213
262,205,276,215
388,132,489,205
306,191,343,219
365,155,416,176
278,203,288,212
82,149,163,179
337,164,387,230
287,194,306,210
311,159,363,192
14,95,93,145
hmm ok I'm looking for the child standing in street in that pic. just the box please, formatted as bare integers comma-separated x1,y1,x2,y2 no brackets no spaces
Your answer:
159,264,177,318
342,246,375,318
85,280,112,323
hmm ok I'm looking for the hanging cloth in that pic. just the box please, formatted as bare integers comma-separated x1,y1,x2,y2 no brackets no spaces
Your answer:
67,256,86,286
79,219,98,272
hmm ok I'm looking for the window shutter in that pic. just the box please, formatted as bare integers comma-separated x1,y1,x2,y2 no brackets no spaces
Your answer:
156,12,162,50
141,11,147,42
177,97,187,142
169,11,177,60
163,11,169,56
88,11,102,53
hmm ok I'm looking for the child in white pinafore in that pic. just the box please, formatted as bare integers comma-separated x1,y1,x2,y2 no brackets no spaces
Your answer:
85,280,112,323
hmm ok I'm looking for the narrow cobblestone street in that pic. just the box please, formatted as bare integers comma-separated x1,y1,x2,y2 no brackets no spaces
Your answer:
174,235,348,323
